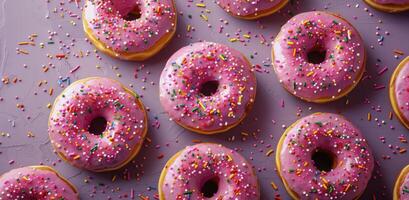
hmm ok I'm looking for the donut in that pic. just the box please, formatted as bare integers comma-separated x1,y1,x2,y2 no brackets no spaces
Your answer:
158,143,260,200
159,42,257,134
364,0,409,13
276,112,374,199
83,0,177,61
48,77,148,172
0,166,78,200
272,11,365,103
394,165,409,200
216,0,289,20
390,57,409,130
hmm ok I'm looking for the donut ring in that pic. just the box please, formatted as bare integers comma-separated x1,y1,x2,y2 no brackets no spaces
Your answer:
0,166,79,200
390,56,409,130
48,77,148,172
216,0,289,20
276,113,374,199
394,165,409,200
83,0,177,61
364,0,409,13
159,42,257,134
158,143,260,200
272,11,366,103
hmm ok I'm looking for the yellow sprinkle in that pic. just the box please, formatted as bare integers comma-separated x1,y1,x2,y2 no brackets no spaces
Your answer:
227,155,233,161
112,175,116,182
18,42,35,46
199,101,206,110
229,174,235,179
187,24,191,32
306,71,314,77
200,14,208,21
347,30,352,40
271,181,278,190
229,38,238,42
243,34,251,39
241,132,249,136
389,111,393,120
321,177,328,185
287,41,294,45
49,88,53,96
47,103,52,109
367,113,371,121
196,3,206,8
238,95,243,104
265,149,274,156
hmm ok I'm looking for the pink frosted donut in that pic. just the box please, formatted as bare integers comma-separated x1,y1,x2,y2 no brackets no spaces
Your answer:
272,11,365,103
364,0,409,12
158,143,260,200
216,0,289,20
390,57,409,130
394,165,409,200
83,0,177,61
276,113,374,199
48,77,148,172
0,166,78,200
159,42,257,134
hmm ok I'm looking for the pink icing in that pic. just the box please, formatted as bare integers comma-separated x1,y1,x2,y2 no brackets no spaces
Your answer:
160,143,260,200
278,113,374,199
0,166,78,200
393,59,409,125
159,42,256,133
216,0,286,18
374,0,409,5
399,171,409,199
83,0,176,53
272,11,365,102
48,77,147,171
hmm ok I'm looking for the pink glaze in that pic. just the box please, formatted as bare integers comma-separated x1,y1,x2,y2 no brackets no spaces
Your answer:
216,0,286,18
159,42,256,133
399,172,409,199
160,143,260,199
272,11,365,102
278,113,374,199
393,60,409,125
83,0,176,53
374,0,409,5
48,77,147,171
0,166,78,200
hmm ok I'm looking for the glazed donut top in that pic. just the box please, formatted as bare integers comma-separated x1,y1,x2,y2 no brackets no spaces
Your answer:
159,42,256,133
273,11,365,101
374,0,409,4
84,0,176,53
393,59,409,125
0,166,78,200
216,0,284,18
278,113,374,199
161,143,259,199
48,77,147,171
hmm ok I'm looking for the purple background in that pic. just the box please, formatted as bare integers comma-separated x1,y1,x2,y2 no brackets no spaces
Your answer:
0,0,409,199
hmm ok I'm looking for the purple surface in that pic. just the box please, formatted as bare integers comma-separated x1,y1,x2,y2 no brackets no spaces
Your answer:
0,0,408,199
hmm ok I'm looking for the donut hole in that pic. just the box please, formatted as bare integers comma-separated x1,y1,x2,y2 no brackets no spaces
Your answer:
199,80,219,96
307,47,327,64
123,5,142,21
311,149,337,172
200,176,219,198
88,116,107,135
